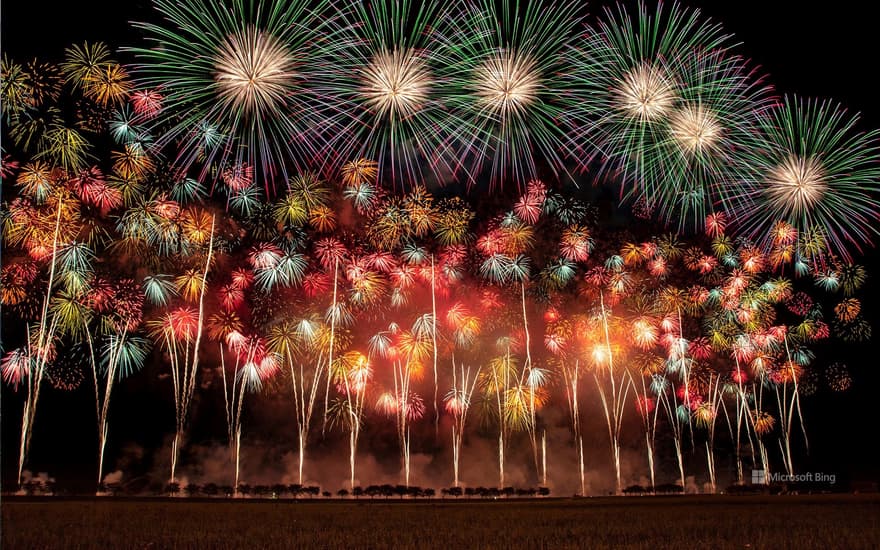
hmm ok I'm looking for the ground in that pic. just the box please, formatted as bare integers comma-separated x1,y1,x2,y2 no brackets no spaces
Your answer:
2,494,879,549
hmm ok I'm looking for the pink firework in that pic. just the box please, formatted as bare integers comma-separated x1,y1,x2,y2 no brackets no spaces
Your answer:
168,307,199,341
1,349,30,389
313,237,348,270
229,268,254,290
131,89,163,119
219,283,245,312
705,212,727,238
221,163,254,192
301,271,331,298
248,242,283,270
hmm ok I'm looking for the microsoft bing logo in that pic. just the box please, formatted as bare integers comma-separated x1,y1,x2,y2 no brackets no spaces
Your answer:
750,469,836,485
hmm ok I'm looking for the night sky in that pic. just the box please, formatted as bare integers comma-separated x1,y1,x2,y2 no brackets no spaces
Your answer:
2,0,878,492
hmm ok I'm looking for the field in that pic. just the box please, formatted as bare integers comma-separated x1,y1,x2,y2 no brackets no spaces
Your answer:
3,494,879,549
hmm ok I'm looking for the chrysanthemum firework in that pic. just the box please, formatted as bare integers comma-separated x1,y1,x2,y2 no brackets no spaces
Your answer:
569,3,751,229
730,97,880,260
314,0,454,186
128,0,331,191
440,0,584,187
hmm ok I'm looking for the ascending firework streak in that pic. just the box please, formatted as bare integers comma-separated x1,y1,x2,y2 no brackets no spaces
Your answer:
330,351,371,490
592,294,632,495
694,371,723,494
94,329,132,488
445,359,480,488
322,256,341,434
731,356,757,483
149,216,215,483
431,255,439,436
630,358,661,491
218,333,270,492
276,325,324,486
562,359,585,496
775,336,808,477
392,360,415,486
486,350,514,488
16,198,66,488
654,370,688,489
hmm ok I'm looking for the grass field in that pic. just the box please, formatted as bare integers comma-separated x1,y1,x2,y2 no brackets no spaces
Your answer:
3,494,879,549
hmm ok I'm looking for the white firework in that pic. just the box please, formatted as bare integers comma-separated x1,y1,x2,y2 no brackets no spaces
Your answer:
473,50,541,117
668,104,723,156
360,48,431,119
614,63,677,122
766,155,828,216
213,26,296,114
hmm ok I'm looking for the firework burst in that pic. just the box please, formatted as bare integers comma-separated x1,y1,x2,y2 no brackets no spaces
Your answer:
128,0,331,190
730,97,880,260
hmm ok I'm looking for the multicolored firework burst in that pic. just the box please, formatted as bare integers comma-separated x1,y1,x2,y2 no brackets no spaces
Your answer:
128,0,332,190
731,97,880,260
1,0,878,497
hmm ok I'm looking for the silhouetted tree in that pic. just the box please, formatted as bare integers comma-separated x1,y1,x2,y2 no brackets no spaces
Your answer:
184,483,201,497
165,482,181,496
236,484,252,497
220,485,234,497
623,485,646,495
272,484,287,498
203,483,219,496
352,486,364,499
338,489,349,498
538,487,550,497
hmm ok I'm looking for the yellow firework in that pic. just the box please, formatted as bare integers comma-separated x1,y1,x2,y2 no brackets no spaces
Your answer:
693,402,715,428
834,298,861,323
112,143,155,180
340,158,379,187
308,205,337,233
84,63,132,107
175,269,205,303
753,410,776,436
181,207,214,245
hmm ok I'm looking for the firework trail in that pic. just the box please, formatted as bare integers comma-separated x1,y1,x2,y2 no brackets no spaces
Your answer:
446,360,480,488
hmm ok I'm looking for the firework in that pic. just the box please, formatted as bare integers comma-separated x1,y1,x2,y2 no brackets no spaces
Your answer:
731,97,880,260
314,0,455,185
3,0,880,497
569,3,733,226
440,0,584,186
128,0,332,190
